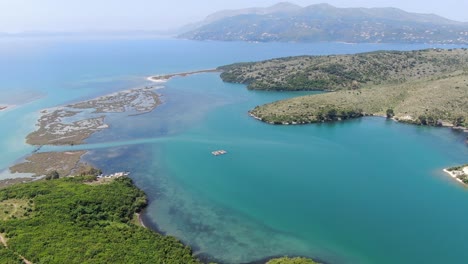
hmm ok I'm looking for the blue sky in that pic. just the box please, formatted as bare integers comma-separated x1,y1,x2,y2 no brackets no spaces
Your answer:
1,0,467,33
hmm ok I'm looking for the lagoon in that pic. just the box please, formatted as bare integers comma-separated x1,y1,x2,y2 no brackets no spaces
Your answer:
0,38,467,264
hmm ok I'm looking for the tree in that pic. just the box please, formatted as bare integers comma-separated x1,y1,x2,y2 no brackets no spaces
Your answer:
454,116,465,127
386,109,394,118
326,109,337,120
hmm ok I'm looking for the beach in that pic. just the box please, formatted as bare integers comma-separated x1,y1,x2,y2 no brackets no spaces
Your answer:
147,69,219,83
443,165,468,185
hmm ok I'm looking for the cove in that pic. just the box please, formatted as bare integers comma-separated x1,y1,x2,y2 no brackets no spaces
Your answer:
0,38,467,264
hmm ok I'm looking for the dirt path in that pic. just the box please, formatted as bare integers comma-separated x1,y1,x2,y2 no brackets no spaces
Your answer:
1,233,33,264
0,233,7,247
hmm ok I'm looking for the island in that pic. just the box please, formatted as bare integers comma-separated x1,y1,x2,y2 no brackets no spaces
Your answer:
219,49,468,128
0,106,6,111
27,86,160,146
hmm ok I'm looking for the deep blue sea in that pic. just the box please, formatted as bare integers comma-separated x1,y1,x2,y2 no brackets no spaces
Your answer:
0,37,467,264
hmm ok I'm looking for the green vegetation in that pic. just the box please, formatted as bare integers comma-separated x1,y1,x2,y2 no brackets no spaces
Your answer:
0,199,31,221
267,257,319,264
0,246,22,264
0,176,199,264
447,164,468,171
219,49,468,91
220,49,468,127
447,164,468,184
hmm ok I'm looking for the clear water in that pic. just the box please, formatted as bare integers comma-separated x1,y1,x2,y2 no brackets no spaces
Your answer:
1,38,467,264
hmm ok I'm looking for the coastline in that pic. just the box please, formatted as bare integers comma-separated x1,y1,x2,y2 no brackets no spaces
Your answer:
147,69,220,83
0,105,15,112
443,169,465,184
443,165,468,185
249,109,468,135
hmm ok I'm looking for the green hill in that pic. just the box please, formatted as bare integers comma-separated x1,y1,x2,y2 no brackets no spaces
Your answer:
219,49,468,127
0,176,199,264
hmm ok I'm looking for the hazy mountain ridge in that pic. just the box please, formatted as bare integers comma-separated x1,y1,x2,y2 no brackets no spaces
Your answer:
179,3,468,44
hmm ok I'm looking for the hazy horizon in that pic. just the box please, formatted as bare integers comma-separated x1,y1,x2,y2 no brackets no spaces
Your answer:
1,0,467,33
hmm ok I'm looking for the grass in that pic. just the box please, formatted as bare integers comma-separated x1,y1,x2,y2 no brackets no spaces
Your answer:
9,151,87,177
0,199,32,221
250,72,468,126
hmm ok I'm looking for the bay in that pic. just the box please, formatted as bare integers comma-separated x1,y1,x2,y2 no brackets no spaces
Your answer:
0,37,467,264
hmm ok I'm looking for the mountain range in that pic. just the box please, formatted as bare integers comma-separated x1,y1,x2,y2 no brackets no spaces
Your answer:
179,2,468,44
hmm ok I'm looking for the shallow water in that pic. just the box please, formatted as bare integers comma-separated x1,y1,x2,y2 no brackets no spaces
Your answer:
1,38,467,264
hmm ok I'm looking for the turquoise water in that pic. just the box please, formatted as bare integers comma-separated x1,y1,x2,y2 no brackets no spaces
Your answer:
1,38,467,264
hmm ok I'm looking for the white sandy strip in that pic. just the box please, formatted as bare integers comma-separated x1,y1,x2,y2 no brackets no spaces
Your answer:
0,104,16,111
443,169,464,184
146,76,168,83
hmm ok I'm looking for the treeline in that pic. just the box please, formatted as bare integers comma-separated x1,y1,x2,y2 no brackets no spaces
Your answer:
251,105,364,125
0,176,199,264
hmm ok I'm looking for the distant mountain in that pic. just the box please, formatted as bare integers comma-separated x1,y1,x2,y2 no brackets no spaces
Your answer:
179,2,468,44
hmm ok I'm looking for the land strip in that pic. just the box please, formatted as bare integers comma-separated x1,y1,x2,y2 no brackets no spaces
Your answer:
27,86,161,146
444,164,468,185
147,69,220,82
9,151,88,177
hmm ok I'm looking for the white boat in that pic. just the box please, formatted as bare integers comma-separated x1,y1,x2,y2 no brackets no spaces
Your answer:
211,150,227,156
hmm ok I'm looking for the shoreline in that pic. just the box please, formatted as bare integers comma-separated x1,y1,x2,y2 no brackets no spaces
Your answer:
443,165,468,185
147,69,220,83
0,105,15,112
443,169,465,184
249,110,468,133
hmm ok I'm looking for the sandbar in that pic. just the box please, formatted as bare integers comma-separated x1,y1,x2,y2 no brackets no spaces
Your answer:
27,86,161,146
147,69,219,83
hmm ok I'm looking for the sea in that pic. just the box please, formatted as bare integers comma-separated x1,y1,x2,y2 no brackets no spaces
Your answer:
0,37,467,264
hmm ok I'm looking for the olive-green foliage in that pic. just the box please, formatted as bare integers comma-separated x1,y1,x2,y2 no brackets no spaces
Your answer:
219,49,468,92
0,246,22,264
447,164,468,171
249,72,468,127
0,177,199,264
267,256,319,264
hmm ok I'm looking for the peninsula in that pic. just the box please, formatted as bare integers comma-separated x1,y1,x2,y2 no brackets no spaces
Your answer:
219,48,468,128
444,164,468,184
148,69,219,83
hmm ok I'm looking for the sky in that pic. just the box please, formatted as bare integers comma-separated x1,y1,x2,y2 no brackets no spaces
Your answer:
0,0,467,33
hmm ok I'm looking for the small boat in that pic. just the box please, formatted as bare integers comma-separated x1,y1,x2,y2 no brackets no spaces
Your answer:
211,150,227,156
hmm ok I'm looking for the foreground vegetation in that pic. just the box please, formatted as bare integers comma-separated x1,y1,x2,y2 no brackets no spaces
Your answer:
0,176,199,264
219,49,468,127
0,175,321,264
